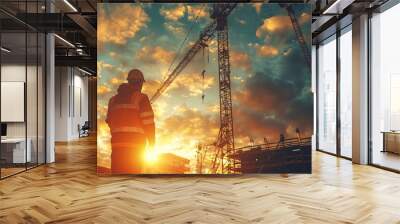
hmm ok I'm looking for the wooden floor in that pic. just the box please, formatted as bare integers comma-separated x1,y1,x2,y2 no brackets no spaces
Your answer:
1,167,26,178
372,151,400,171
0,136,400,224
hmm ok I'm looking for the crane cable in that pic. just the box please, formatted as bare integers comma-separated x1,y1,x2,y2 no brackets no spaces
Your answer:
201,46,206,103
164,4,207,76
201,38,209,103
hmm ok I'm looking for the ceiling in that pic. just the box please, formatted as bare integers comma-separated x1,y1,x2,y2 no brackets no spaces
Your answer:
0,0,97,74
1,0,394,74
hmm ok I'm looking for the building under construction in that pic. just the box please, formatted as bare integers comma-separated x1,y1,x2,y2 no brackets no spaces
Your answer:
231,136,312,174
195,131,312,174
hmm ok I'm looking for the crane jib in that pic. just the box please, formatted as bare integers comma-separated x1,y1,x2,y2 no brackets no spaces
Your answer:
149,3,237,103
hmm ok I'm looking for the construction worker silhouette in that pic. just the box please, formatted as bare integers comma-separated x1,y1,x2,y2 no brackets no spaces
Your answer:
106,69,155,174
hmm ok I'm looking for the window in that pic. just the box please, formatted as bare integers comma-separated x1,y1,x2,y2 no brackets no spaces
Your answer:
370,3,400,171
339,27,352,158
317,35,337,154
0,1,46,179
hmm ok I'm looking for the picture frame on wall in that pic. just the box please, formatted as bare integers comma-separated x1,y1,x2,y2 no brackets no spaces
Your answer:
97,2,313,175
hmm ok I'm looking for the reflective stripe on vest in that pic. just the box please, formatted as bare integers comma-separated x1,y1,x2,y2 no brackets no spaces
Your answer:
142,118,154,125
111,126,144,134
110,104,139,111
110,142,144,148
140,111,154,118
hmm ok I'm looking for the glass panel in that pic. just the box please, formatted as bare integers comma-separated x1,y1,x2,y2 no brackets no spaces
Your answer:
317,36,337,154
1,30,28,177
339,28,352,158
38,32,45,165
0,1,46,178
26,0,39,169
371,4,400,171
27,30,38,169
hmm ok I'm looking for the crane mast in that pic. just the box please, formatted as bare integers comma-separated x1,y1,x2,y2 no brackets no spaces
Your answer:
211,4,236,173
149,3,237,174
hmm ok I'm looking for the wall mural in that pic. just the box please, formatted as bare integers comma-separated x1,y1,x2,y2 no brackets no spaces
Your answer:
97,3,313,174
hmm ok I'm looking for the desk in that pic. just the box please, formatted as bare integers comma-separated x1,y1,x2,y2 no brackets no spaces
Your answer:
382,131,400,154
1,138,31,163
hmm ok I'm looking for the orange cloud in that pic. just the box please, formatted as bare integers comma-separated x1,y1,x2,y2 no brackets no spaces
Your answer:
156,105,219,160
164,21,186,35
142,79,162,97
252,3,263,14
230,50,252,71
160,4,208,22
97,61,113,78
256,16,292,38
97,119,111,169
169,72,215,97
207,39,217,54
186,5,208,21
109,77,124,86
160,4,186,21
256,13,311,38
136,46,176,65
254,43,279,57
97,103,108,120
98,85,112,95
98,4,149,45
207,104,219,113
299,12,312,25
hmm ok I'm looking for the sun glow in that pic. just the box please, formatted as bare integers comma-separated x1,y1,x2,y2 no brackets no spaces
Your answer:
144,147,159,164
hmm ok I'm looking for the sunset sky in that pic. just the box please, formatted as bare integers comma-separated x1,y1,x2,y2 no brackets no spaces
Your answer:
97,3,312,171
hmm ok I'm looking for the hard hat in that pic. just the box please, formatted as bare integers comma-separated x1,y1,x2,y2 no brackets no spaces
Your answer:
127,69,145,82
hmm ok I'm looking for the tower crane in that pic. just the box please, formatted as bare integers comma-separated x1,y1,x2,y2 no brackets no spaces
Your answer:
209,4,236,173
149,3,310,174
150,3,238,174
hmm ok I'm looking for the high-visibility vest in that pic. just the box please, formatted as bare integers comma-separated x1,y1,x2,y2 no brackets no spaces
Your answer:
107,92,150,135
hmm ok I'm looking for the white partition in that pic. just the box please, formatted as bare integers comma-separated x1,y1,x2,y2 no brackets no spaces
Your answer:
1,82,25,122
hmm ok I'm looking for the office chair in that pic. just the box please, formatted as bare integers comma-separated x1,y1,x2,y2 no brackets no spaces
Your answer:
79,121,90,138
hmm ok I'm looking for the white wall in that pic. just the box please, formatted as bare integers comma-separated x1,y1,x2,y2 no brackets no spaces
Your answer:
55,67,89,141
55,67,69,141
72,73,89,138
1,63,46,164
1,65,26,139
1,65,37,138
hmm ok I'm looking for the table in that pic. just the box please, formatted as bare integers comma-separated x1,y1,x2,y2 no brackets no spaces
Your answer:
1,138,31,164
382,131,400,154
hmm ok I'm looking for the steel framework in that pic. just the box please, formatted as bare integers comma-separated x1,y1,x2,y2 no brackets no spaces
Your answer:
150,3,237,174
210,4,236,173
150,3,310,174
